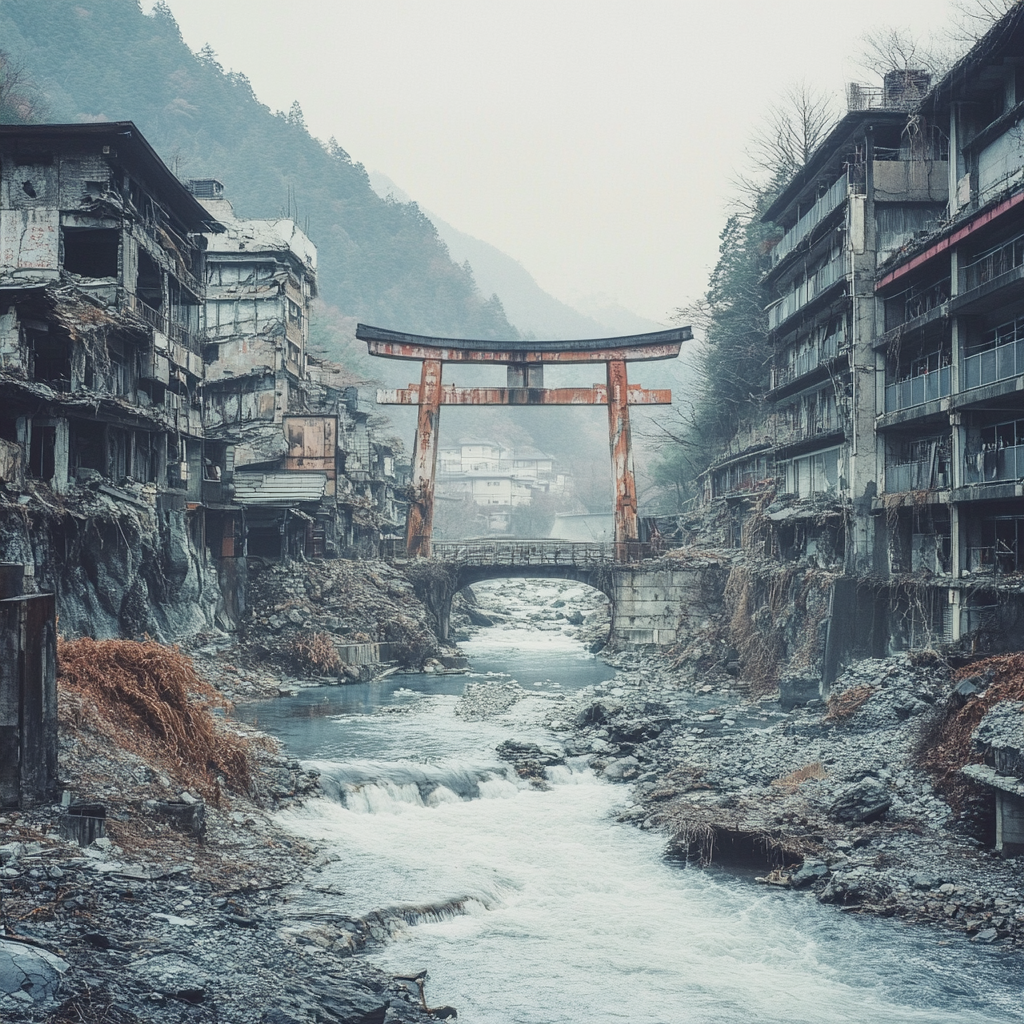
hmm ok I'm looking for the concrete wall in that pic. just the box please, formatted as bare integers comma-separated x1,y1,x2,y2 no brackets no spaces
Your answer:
0,591,57,808
610,566,707,646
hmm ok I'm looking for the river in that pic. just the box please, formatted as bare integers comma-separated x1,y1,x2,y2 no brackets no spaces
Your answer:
237,592,1024,1024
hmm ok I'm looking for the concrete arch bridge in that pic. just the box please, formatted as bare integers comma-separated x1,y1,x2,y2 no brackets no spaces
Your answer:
400,540,703,646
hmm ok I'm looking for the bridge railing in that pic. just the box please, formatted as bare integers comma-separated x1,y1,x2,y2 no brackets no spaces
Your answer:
428,540,652,566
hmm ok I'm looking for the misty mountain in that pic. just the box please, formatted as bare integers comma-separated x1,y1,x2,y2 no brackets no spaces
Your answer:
0,0,517,352
369,171,665,342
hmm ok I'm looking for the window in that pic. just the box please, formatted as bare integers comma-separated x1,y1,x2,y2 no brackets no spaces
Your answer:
63,227,119,278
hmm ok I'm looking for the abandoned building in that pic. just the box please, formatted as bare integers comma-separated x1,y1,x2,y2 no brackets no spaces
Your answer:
705,5,1024,654
0,124,404,635
190,178,403,559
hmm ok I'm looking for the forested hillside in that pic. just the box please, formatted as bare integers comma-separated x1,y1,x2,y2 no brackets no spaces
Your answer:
0,0,517,355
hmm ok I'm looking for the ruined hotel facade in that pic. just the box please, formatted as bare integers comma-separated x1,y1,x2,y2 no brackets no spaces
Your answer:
0,122,402,637
706,6,1024,653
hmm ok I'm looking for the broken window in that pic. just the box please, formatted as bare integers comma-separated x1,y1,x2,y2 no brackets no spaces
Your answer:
136,249,163,310
29,423,56,481
28,328,71,392
70,420,105,476
62,227,119,278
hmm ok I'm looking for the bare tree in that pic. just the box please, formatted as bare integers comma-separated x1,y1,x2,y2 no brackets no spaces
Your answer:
856,25,959,81
949,0,1021,42
0,51,42,125
732,83,838,212
753,83,837,178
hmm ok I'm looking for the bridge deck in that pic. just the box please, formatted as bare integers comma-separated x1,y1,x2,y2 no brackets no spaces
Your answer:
427,540,652,566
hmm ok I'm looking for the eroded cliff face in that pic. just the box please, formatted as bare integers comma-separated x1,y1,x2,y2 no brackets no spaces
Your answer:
0,484,222,641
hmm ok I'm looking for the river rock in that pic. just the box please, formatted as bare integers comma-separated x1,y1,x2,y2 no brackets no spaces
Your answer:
790,859,830,888
129,953,210,1003
0,939,69,1010
829,777,892,823
575,698,623,728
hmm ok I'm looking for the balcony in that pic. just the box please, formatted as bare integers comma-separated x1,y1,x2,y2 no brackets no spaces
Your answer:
774,411,843,450
770,329,846,391
122,293,203,355
772,173,849,266
961,334,1024,390
885,459,950,493
768,254,847,331
884,366,951,413
961,231,1024,294
883,278,949,333
964,444,1024,485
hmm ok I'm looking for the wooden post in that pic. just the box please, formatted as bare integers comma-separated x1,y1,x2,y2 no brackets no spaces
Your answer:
607,359,638,554
407,359,443,557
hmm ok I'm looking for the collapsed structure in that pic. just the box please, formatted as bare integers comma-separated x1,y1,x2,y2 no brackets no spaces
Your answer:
0,123,403,638
706,7,1024,658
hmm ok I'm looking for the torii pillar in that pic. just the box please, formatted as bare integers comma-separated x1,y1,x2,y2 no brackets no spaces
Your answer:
356,324,691,558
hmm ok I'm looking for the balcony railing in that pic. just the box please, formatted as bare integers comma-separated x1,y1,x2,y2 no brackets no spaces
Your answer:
884,365,951,412
884,278,949,332
772,173,849,266
768,254,847,331
122,293,203,354
775,413,843,447
885,459,950,493
771,331,846,390
967,545,1020,575
962,336,1024,390
964,444,1024,485
961,231,1024,293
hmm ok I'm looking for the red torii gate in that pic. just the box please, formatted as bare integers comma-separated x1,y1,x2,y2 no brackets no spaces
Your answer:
356,324,691,558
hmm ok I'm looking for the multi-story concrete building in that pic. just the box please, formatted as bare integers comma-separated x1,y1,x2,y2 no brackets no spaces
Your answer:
705,5,1024,653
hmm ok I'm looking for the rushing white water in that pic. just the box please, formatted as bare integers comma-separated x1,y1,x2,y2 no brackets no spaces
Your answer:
241,618,1024,1024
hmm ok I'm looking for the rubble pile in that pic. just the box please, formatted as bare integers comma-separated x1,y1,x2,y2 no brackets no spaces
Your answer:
234,559,442,687
558,650,1024,946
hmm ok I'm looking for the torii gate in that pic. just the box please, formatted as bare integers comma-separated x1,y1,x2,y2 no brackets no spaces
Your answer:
356,324,691,558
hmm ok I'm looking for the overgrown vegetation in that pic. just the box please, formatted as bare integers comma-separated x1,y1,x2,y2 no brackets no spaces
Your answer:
290,630,342,676
916,653,1024,814
58,636,253,799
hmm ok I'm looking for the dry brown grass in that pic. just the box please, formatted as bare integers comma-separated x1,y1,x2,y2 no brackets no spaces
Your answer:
824,685,875,722
291,630,341,675
58,637,253,799
772,761,828,792
916,652,1024,811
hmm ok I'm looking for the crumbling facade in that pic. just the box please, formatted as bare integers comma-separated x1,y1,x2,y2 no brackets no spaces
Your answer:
0,122,224,636
0,125,405,637
705,6,1024,657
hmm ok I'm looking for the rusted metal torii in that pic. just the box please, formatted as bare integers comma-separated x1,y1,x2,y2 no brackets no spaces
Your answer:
356,324,691,558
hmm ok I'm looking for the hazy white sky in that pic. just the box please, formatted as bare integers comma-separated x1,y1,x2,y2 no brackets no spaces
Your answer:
155,0,959,323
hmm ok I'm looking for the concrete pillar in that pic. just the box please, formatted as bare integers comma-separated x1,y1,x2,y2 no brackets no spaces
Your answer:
407,358,443,558
606,360,638,552
0,567,57,809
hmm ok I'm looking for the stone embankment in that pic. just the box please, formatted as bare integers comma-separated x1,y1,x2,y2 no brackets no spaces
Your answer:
556,648,1024,948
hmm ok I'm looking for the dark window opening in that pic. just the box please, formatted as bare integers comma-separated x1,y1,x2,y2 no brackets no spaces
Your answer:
246,525,282,559
71,421,106,476
29,424,56,481
0,418,17,443
30,329,72,391
108,428,127,482
137,248,163,309
63,227,119,278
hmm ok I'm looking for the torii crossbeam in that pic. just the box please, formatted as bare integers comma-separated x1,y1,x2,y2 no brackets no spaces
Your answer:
357,324,691,558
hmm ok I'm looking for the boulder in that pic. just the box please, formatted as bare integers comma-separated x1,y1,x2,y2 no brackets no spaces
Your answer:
790,858,830,888
0,940,68,1010
829,777,892,823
